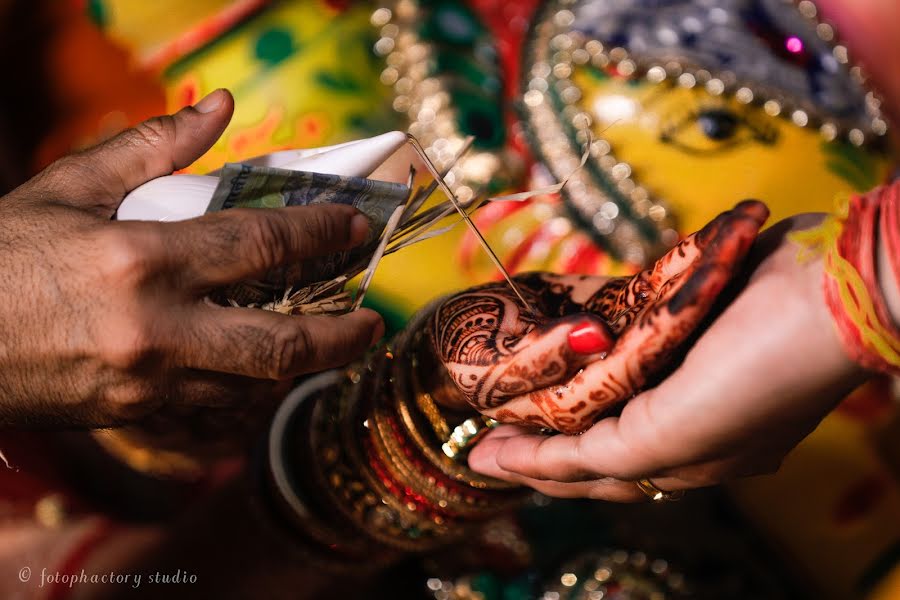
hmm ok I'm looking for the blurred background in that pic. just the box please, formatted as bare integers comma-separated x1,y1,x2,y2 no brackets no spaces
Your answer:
1,1,899,598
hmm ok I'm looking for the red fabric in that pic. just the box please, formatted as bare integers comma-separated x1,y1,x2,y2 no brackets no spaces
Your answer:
0,433,84,519
46,520,118,600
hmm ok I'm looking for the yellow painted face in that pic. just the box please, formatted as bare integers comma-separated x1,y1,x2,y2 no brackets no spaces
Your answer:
454,69,894,287
573,69,893,233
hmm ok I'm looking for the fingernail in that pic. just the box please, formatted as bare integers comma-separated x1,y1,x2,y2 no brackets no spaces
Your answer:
567,320,614,355
370,318,386,346
194,89,225,114
351,212,372,245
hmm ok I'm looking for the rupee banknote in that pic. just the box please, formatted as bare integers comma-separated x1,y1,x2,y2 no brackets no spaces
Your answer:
209,163,411,284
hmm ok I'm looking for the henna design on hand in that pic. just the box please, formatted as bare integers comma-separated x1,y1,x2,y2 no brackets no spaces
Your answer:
430,201,770,434
431,277,567,408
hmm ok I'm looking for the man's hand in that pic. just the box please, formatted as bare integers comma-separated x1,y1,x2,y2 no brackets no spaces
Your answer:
0,89,383,427
466,215,864,500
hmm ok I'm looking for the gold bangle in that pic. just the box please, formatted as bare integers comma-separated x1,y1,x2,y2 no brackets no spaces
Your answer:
91,429,205,480
635,479,684,502
441,417,498,460
393,322,517,490
413,389,452,440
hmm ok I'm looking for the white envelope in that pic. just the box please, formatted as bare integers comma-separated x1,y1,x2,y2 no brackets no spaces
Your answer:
115,131,410,222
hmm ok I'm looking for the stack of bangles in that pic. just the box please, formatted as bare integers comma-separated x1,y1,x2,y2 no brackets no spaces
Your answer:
795,179,900,376
265,302,524,567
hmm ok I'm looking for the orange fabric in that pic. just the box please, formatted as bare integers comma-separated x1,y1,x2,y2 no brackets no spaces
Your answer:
32,2,164,171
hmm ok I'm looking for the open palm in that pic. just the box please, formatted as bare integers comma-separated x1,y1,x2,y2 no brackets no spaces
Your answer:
465,214,866,499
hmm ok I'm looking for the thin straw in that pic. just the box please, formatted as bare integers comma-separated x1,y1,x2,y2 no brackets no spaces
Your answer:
404,134,538,318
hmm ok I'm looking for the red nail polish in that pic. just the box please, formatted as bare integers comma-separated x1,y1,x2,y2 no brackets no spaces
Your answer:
567,321,613,355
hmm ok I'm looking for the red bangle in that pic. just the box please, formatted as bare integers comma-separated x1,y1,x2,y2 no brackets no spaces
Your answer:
878,180,900,311
819,181,900,375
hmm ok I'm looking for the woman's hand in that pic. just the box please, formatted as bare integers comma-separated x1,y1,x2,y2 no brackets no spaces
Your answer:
466,215,865,500
430,201,768,434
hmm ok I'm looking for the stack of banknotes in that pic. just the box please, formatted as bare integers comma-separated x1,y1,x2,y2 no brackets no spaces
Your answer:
117,132,478,314
208,158,473,314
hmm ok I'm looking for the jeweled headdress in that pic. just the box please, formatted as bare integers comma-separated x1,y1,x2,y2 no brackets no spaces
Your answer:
522,0,890,264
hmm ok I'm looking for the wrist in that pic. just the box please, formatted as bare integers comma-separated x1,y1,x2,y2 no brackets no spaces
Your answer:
804,253,869,384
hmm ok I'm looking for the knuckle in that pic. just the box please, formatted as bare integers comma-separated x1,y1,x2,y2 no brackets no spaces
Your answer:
586,480,635,502
571,437,599,479
130,116,178,152
95,227,163,286
240,211,292,271
44,155,83,184
39,155,109,198
97,379,160,423
99,317,159,371
303,208,338,244
496,442,534,477
266,325,312,379
586,485,611,501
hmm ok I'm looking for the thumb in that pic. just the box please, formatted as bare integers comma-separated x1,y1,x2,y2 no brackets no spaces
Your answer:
47,89,234,215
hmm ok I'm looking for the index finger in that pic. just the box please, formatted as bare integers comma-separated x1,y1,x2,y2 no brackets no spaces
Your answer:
169,304,384,380
165,204,370,290
467,405,666,483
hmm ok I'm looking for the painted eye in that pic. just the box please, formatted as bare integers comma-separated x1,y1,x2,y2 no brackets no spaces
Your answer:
660,105,778,155
696,108,739,140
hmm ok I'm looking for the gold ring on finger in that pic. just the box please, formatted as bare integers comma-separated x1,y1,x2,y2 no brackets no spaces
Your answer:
636,478,684,502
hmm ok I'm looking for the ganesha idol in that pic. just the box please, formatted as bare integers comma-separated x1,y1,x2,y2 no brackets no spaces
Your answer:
47,0,900,597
